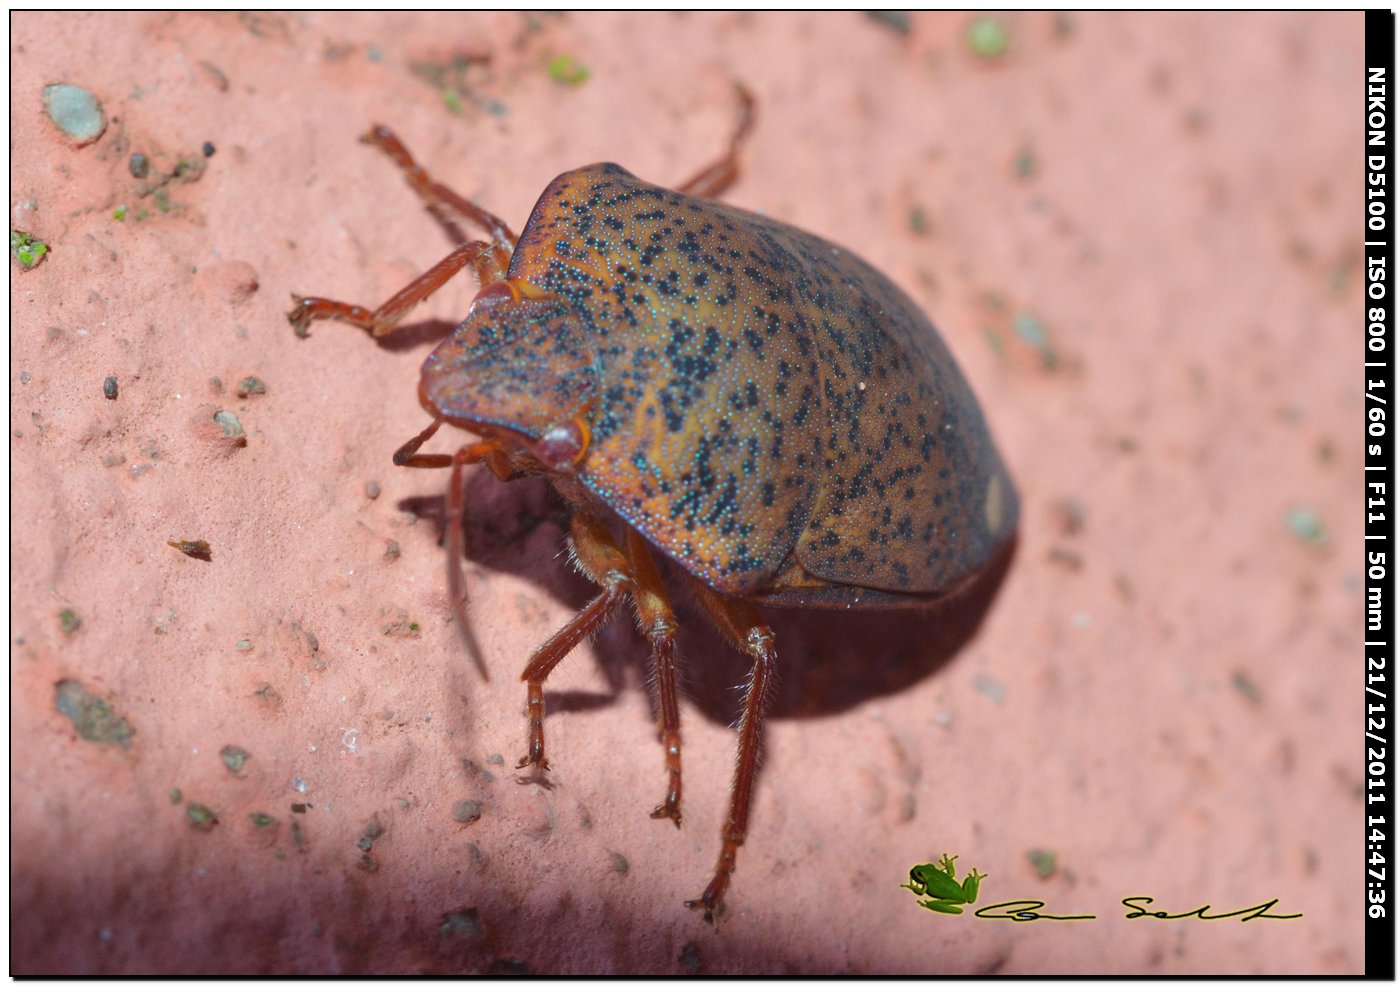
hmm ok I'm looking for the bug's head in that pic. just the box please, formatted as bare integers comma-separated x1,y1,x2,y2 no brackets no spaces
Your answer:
418,288,597,472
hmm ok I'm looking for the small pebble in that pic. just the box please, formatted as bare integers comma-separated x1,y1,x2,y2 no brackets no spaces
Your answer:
54,679,133,747
213,410,244,438
865,11,911,35
42,83,106,144
365,480,381,500
441,908,485,939
973,672,1006,705
202,141,216,157
103,376,118,400
220,745,251,773
488,959,531,975
1287,506,1326,544
679,942,702,974
186,803,218,830
168,537,212,561
452,799,482,824
128,153,148,179
1231,669,1263,705
236,376,266,399
1027,849,1058,879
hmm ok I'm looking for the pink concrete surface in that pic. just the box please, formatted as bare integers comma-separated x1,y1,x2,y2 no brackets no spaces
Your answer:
10,11,1365,974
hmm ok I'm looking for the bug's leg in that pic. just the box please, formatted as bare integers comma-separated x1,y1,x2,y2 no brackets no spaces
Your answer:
675,83,757,199
685,583,778,923
289,239,504,338
518,513,634,771
361,125,518,266
390,419,450,468
623,528,685,826
389,421,510,680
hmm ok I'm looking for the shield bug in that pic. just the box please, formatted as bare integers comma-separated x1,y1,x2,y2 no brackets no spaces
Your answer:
289,86,1018,921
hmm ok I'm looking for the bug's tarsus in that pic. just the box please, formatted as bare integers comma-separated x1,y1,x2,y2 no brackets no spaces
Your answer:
288,293,374,338
391,420,450,469
676,81,758,199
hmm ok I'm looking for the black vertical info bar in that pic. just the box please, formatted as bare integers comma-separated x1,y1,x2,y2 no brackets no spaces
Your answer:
1366,9,1396,980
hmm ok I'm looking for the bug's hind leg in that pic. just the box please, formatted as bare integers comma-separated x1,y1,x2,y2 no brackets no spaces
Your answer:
624,529,685,826
675,83,757,199
684,583,778,923
517,513,635,772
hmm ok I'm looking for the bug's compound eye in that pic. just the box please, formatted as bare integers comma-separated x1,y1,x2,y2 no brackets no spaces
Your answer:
534,417,591,471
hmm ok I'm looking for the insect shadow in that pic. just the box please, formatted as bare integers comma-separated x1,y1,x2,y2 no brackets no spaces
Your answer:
400,464,1018,731
366,317,458,353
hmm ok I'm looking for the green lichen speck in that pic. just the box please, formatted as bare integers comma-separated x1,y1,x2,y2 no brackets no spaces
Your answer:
967,16,1009,58
58,608,82,634
11,230,48,269
54,679,134,748
546,54,590,86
